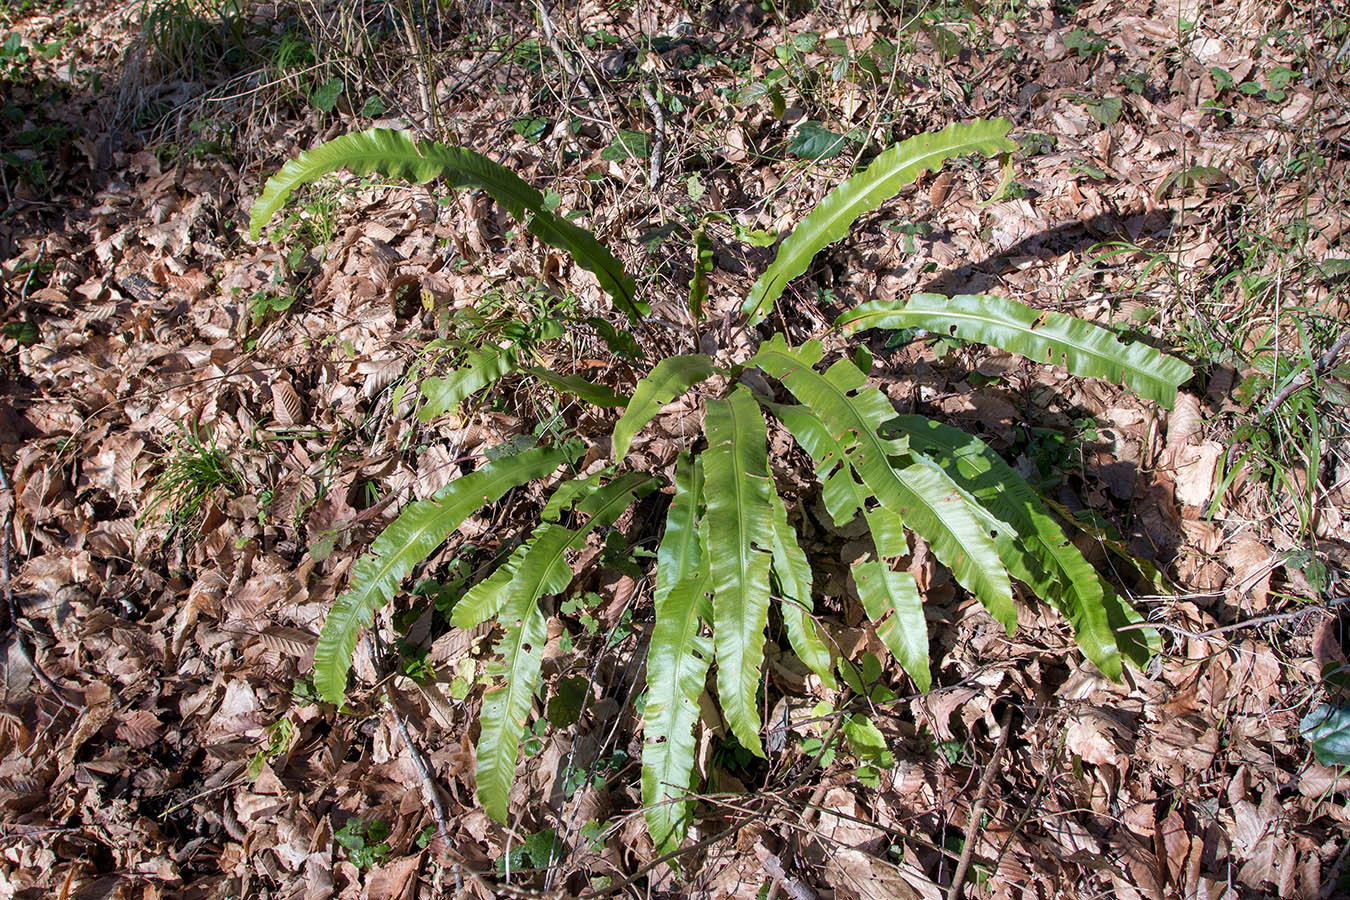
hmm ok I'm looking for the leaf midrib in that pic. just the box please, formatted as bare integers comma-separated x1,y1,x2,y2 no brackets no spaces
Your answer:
848,305,1167,382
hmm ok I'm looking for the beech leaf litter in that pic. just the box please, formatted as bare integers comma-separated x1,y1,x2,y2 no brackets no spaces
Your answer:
1,0,1347,897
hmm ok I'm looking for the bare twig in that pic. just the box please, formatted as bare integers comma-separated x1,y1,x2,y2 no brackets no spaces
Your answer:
396,0,438,134
639,83,666,190
1117,596,1350,642
533,0,603,120
1222,328,1350,478
366,643,452,849
946,704,1015,900
756,838,818,900
1256,328,1350,420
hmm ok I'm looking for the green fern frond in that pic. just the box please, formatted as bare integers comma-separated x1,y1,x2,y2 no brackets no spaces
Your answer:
753,337,1013,628
853,561,930,691
642,455,713,855
742,119,1016,325
838,293,1193,408
313,442,581,704
886,461,1017,634
613,355,719,462
467,471,656,821
419,345,518,421
249,128,645,320
702,386,774,757
475,591,547,823
894,415,1125,678
521,365,630,408
769,401,927,687
767,481,834,687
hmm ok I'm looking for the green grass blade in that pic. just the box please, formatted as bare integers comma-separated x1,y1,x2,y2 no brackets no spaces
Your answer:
475,593,547,823
853,560,930,691
742,120,1016,325
702,386,774,757
894,415,1124,679
643,455,713,854
613,355,718,462
768,482,833,687
838,293,1192,408
313,443,579,704
689,225,713,322
419,346,518,421
249,128,644,320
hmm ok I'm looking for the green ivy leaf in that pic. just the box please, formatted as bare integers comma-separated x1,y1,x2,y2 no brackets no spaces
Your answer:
1301,704,1350,765
1083,95,1122,126
788,121,851,160
514,117,550,141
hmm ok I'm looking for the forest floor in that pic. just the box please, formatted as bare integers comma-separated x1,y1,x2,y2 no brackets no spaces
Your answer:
1,0,1348,898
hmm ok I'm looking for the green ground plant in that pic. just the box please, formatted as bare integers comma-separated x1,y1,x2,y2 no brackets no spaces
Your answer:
250,118,1188,855
139,427,241,534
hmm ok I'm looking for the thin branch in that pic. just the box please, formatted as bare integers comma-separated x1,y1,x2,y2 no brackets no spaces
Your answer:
365,642,452,849
1116,596,1349,642
1256,328,1350,420
639,83,666,190
946,703,1015,900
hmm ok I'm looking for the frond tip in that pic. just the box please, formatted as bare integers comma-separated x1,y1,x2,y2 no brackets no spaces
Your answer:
249,127,645,320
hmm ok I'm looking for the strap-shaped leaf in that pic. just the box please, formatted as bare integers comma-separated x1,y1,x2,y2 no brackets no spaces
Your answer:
249,128,645,320
838,293,1192,408
853,561,930,691
313,442,579,704
768,401,900,552
894,415,1123,679
752,337,910,488
688,225,714,322
475,591,547,823
643,455,713,854
702,386,774,758
654,454,705,608
469,472,655,821
419,345,518,421
453,472,655,629
887,461,1016,634
754,339,1012,631
742,119,1016,325
521,365,629,408
768,402,925,687
767,482,834,687
613,354,718,462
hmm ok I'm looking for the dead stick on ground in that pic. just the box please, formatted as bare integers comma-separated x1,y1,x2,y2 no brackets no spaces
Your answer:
0,462,79,712
639,83,666,190
366,643,452,850
946,704,1015,900
1116,595,1349,642
1223,328,1350,476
